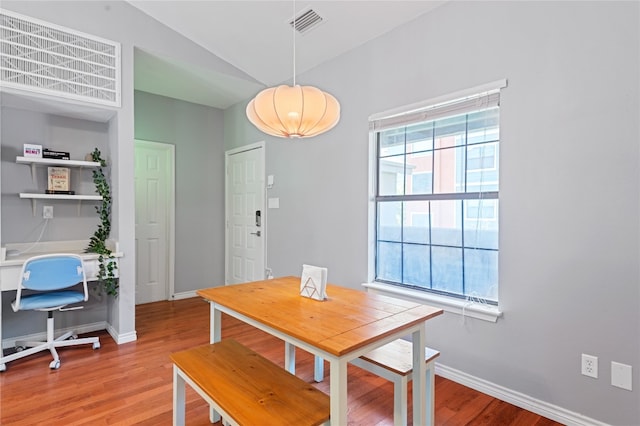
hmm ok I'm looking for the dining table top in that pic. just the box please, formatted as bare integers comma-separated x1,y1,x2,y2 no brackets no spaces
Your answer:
197,276,443,357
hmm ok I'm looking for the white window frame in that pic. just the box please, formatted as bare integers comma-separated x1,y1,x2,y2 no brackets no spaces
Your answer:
366,80,507,322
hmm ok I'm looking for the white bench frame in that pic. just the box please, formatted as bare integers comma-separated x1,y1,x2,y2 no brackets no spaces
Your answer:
173,363,235,426
293,340,439,426
350,344,439,426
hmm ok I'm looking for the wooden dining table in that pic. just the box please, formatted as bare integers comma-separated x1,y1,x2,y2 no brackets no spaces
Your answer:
197,276,443,425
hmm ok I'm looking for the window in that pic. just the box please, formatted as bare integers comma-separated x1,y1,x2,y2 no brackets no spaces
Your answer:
411,172,433,194
370,87,501,304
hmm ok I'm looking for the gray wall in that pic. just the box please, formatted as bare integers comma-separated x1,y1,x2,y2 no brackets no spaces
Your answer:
134,91,225,293
225,1,640,424
1,108,108,243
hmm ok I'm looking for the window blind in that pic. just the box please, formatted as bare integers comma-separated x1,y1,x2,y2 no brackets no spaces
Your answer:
369,79,506,132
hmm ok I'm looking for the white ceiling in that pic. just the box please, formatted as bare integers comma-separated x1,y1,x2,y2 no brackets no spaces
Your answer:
129,1,446,109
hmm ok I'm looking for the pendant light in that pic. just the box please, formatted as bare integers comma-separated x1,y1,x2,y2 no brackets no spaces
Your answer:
246,1,340,138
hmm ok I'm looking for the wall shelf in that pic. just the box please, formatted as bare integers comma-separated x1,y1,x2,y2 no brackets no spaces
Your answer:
16,156,101,182
19,193,102,201
16,156,102,215
16,156,101,167
19,193,103,216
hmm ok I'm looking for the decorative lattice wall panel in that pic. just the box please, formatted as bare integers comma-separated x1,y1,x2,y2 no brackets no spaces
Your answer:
0,9,121,107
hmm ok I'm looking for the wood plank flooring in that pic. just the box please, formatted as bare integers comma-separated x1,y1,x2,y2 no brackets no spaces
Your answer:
0,297,562,425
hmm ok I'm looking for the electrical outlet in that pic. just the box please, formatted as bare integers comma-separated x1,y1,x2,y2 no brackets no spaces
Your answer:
582,354,598,378
43,205,53,219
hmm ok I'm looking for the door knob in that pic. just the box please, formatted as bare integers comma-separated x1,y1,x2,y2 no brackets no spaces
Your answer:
250,231,261,237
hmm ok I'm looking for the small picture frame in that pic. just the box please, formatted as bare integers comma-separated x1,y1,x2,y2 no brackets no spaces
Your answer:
23,144,43,158
48,167,70,192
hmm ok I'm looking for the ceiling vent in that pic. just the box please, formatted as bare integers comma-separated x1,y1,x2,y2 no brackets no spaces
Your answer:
288,8,324,35
0,8,121,107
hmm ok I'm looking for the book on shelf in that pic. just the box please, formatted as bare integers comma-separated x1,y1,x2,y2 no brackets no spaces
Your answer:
45,190,75,195
43,149,70,160
23,144,43,158
47,167,70,192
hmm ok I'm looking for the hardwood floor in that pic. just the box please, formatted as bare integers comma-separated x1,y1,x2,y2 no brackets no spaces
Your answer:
1,298,562,425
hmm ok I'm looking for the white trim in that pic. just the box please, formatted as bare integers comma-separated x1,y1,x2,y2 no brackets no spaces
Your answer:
2,321,107,349
225,141,265,157
363,282,502,322
106,324,137,345
436,363,608,426
369,79,507,122
367,132,378,282
172,290,198,300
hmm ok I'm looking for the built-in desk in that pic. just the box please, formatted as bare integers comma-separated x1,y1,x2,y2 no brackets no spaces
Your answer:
0,240,122,350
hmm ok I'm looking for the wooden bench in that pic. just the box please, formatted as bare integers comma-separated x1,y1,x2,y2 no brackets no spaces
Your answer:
170,339,330,426
350,339,440,426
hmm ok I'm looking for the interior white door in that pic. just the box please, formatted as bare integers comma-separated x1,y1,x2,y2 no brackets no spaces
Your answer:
135,140,174,304
226,143,265,284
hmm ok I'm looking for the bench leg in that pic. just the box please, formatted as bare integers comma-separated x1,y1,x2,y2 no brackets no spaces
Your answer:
208,303,223,423
173,365,186,426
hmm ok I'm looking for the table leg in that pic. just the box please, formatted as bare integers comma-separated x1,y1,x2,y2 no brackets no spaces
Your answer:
314,355,324,382
209,303,221,344
412,324,427,426
284,341,296,374
329,358,349,425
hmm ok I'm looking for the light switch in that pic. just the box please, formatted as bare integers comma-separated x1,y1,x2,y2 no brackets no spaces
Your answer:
268,197,279,209
267,175,274,188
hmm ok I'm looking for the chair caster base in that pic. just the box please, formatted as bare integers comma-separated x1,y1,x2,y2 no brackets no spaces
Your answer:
49,360,60,370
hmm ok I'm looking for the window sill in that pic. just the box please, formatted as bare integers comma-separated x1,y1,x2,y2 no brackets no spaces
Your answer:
362,282,502,323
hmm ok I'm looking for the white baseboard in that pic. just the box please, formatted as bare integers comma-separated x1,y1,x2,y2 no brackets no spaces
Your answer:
106,324,137,345
3,321,138,349
436,363,608,426
172,290,198,300
2,321,107,350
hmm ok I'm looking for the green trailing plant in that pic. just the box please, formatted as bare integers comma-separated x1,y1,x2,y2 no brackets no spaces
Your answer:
86,148,118,296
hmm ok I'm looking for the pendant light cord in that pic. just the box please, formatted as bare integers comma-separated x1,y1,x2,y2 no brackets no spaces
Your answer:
292,0,296,86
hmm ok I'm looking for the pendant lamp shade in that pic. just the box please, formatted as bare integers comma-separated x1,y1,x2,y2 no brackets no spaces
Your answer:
246,84,340,138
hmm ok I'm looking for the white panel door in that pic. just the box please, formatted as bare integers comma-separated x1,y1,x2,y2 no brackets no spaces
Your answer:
135,140,174,304
226,144,265,284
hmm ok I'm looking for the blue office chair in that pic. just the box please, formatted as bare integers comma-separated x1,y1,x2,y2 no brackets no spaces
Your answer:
0,254,100,372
